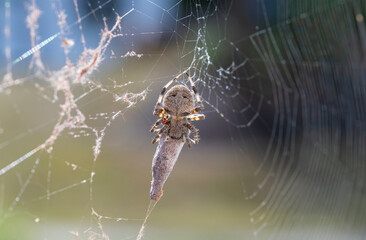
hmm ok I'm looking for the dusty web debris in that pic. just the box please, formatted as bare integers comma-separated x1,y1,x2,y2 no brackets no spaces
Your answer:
0,4,145,237
26,0,44,72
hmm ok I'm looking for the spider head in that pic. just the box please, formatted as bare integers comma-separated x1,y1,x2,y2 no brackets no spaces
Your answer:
163,85,195,116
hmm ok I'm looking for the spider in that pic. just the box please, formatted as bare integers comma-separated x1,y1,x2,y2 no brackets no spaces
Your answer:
150,69,205,147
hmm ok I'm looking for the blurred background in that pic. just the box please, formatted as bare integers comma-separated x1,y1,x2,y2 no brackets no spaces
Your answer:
1,0,366,239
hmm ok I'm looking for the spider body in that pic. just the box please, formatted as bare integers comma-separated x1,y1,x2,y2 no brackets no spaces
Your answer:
150,70,205,147
161,85,194,139
149,70,205,201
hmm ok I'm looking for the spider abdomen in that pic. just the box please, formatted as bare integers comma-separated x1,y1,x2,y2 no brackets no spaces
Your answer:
150,133,184,201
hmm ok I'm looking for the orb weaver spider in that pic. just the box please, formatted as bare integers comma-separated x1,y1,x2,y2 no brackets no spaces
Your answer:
149,69,205,201
150,69,205,147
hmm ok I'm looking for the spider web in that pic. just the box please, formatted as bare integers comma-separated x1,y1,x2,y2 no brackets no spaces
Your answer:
0,0,365,239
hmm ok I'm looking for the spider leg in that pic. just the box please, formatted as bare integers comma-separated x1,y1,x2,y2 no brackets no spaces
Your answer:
152,135,161,144
181,122,197,147
150,118,163,132
152,131,162,144
152,124,169,144
153,72,185,116
183,134,193,148
186,113,205,121
184,69,204,113
187,123,200,144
